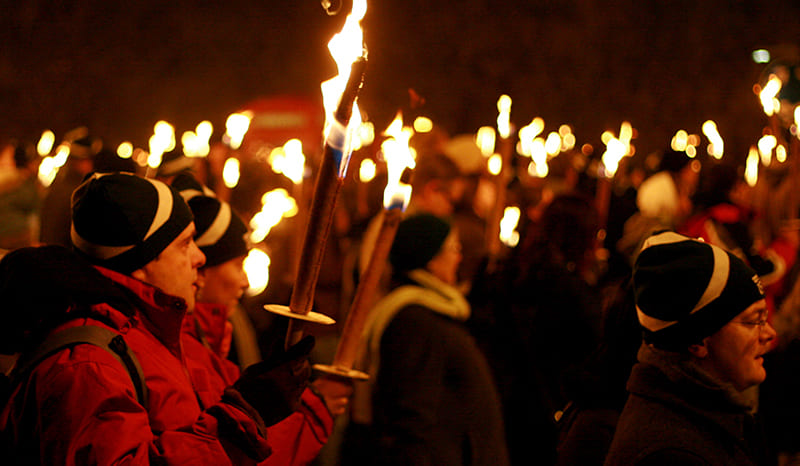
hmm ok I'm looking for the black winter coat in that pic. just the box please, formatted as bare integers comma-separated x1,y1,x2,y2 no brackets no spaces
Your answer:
604,352,771,466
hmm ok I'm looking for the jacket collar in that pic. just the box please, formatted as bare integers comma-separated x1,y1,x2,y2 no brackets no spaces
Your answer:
627,344,754,442
183,302,233,359
95,266,188,352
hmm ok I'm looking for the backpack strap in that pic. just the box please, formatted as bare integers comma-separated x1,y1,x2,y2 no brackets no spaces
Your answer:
12,325,148,406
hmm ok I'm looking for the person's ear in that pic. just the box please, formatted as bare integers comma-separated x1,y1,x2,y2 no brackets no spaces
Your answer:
131,268,147,282
688,340,709,358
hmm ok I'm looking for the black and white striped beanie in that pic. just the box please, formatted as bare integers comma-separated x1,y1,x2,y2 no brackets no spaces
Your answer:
633,231,765,350
171,173,248,268
70,172,193,274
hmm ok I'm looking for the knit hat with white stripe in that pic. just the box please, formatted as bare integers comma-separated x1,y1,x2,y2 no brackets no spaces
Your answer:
70,172,193,274
633,231,765,351
172,173,248,267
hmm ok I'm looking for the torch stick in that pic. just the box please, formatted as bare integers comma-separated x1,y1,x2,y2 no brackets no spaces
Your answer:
314,206,403,380
596,174,612,232
265,57,368,349
314,114,414,380
486,135,513,271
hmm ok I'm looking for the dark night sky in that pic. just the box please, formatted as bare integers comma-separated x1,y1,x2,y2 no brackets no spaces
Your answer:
2,0,800,162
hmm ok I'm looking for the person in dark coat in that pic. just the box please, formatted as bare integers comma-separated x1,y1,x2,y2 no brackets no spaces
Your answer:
604,231,776,466
350,213,509,466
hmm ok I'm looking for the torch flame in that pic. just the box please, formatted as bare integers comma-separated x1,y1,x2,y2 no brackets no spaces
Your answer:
745,146,759,187
476,126,496,157
224,113,253,150
413,116,434,133
282,139,306,185
148,120,176,169
776,144,787,163
517,118,545,156
380,112,415,210
249,188,298,243
795,106,800,134
321,0,367,139
37,130,55,156
758,134,777,166
359,158,377,182
244,248,271,296
266,140,311,185
53,144,70,167
223,157,240,188
601,136,626,178
499,206,521,247
544,132,562,156
702,120,724,159
497,95,512,139
671,130,689,152
760,74,782,116
530,138,547,176
117,142,133,159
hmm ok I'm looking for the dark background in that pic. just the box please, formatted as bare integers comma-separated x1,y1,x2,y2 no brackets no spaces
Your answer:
2,0,800,162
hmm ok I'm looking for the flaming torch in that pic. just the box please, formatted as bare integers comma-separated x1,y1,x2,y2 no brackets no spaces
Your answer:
265,0,369,348
314,111,415,379
596,123,631,231
759,74,784,145
486,95,513,270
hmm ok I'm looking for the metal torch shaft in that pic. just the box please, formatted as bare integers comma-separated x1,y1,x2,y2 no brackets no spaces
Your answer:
332,207,402,369
285,57,367,349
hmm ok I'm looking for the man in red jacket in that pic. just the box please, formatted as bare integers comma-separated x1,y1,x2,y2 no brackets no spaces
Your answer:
173,173,352,465
1,172,312,464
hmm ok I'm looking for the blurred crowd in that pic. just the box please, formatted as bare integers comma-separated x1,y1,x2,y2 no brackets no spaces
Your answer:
1,119,800,465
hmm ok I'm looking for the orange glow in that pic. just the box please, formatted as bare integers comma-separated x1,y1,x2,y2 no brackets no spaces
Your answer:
380,112,415,210
117,142,133,159
359,158,377,182
760,74,782,116
222,157,240,187
320,0,367,140
496,95,512,139
413,116,433,133
702,120,724,159
244,248,270,296
282,139,306,185
224,113,252,150
250,188,298,243
601,137,625,177
745,146,758,187
148,120,176,168
476,126,496,156
499,206,521,247
488,153,502,175
37,130,55,156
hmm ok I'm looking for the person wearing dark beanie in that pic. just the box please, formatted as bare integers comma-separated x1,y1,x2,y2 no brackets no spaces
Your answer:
389,213,452,277
1,171,315,464
71,172,195,276
171,172,250,356
605,231,775,466
346,213,510,465
172,173,348,465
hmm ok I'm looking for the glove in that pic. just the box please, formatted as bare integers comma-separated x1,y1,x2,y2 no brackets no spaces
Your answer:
228,335,315,426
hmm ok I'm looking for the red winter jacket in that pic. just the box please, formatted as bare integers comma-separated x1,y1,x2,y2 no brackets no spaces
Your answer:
184,302,335,466
0,267,271,465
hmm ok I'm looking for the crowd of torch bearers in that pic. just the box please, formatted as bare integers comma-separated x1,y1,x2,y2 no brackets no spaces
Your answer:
20,1,800,387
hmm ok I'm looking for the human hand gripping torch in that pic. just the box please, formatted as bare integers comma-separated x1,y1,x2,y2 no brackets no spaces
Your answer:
314,112,415,380
264,0,368,349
